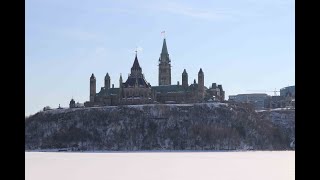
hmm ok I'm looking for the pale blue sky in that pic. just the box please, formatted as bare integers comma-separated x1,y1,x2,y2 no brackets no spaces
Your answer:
26,0,295,116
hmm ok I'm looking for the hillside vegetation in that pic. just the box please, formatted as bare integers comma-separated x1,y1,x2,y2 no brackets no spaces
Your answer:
25,103,295,151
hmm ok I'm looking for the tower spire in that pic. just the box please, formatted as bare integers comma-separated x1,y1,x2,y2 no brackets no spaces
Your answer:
161,38,168,55
135,46,138,57
119,73,123,88
158,33,171,86
131,53,142,71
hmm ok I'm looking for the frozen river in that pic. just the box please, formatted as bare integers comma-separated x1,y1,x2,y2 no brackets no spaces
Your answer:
26,151,294,180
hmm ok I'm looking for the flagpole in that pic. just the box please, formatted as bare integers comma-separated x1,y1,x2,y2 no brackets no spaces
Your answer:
161,31,166,39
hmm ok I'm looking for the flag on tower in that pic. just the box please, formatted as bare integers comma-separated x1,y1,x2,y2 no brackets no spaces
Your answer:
161,31,165,37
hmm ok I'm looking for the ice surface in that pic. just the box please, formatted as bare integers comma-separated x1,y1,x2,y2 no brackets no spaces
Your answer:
25,151,294,180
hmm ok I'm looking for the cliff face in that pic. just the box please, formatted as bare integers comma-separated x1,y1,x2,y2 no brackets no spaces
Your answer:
25,103,295,151
259,109,295,148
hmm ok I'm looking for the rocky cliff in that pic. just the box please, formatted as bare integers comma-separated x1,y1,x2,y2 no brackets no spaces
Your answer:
25,103,295,151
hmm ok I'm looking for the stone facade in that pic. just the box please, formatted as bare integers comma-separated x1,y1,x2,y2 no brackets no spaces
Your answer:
84,38,225,107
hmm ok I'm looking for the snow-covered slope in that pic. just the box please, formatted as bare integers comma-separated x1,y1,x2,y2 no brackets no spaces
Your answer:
25,103,294,151
258,109,295,148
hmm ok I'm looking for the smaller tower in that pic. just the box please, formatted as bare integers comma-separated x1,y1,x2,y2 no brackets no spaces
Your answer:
212,83,217,89
198,68,205,99
182,69,188,88
90,73,96,102
69,98,76,108
218,85,225,101
105,73,110,89
119,73,123,88
119,74,123,99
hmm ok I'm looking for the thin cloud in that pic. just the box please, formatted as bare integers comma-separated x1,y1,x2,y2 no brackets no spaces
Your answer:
127,46,143,54
94,1,233,21
95,7,134,14
94,47,108,56
244,0,292,6
137,46,143,52
155,2,233,20
56,27,99,41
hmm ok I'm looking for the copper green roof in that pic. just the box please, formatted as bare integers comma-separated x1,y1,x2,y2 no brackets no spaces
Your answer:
123,76,150,88
152,84,197,93
96,87,120,96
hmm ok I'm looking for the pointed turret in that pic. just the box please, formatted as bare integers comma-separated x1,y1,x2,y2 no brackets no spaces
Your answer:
199,68,203,74
105,73,110,79
119,73,124,99
183,69,187,74
160,38,170,63
90,73,95,80
198,68,205,100
182,69,188,88
119,73,123,88
105,73,110,89
161,38,168,55
90,73,96,102
131,52,142,72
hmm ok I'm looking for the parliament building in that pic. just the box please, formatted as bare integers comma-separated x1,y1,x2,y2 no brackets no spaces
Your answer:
83,38,225,107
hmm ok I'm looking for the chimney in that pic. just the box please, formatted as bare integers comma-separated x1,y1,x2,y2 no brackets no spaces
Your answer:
112,84,114,88
212,83,217,89
177,81,180,85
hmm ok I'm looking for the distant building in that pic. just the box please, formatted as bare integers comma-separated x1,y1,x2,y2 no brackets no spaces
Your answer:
43,106,52,111
228,93,268,109
264,85,295,109
206,83,225,101
69,99,76,108
75,102,85,108
264,96,286,109
280,85,295,97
